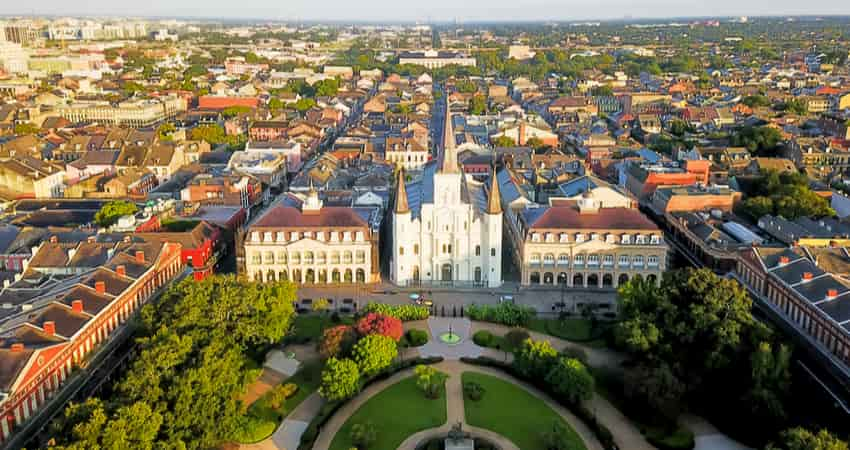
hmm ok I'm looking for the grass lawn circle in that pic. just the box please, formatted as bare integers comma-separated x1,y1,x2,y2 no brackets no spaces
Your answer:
462,371,587,450
329,375,447,450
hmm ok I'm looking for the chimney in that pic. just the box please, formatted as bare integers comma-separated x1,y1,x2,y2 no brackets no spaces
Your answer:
43,321,56,335
802,272,814,282
778,256,790,266
826,289,839,300
135,251,145,263
49,235,58,243
87,236,96,243
95,281,106,294
518,122,527,146
116,265,126,277
10,343,24,353
71,299,84,313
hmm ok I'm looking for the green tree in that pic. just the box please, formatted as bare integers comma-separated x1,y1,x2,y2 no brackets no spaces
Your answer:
295,97,317,113
730,126,783,155
319,357,360,401
623,362,686,423
545,357,595,404
746,341,792,427
469,94,487,115
14,122,40,135
222,106,252,118
190,124,227,145
742,95,771,108
95,200,138,227
268,97,284,111
350,421,378,449
514,338,558,379
492,135,517,147
765,428,848,450
540,420,582,450
157,122,176,141
314,78,341,97
352,334,398,377
526,137,547,149
781,99,808,115
414,365,447,399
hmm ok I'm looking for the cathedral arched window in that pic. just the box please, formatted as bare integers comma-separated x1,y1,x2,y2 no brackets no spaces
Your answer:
475,245,481,256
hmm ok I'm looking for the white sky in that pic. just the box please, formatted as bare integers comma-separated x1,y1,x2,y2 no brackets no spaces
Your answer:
2,0,849,22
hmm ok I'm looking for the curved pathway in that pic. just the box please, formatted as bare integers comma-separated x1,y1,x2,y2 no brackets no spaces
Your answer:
313,359,604,450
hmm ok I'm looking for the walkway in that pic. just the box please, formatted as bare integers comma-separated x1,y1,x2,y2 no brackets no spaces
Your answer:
682,414,753,450
314,360,604,450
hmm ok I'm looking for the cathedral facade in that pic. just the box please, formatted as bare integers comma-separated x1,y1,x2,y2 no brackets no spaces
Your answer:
390,104,503,288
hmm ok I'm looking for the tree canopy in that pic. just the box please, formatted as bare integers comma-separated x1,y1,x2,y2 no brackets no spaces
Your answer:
51,275,297,449
95,200,138,227
739,170,835,220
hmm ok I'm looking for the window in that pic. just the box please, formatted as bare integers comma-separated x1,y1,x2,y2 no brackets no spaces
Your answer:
575,233,585,243
251,232,260,242
636,235,646,245
251,253,261,264
532,233,541,242
316,231,325,241
399,247,405,256
343,251,353,264
475,245,481,256
544,254,555,265
276,232,286,242
650,235,661,244
618,255,630,267
558,254,569,265
530,253,541,264
263,251,274,264
633,255,644,266
606,234,616,243
331,252,340,264
621,234,632,244
574,254,584,266
355,231,364,241
291,252,301,264
304,252,314,264
317,252,326,264
648,255,659,266
356,251,366,264
264,232,273,242
587,255,599,266
545,233,555,242
448,244,452,254
590,233,599,241
559,233,569,243
603,255,614,266
491,248,496,257
414,244,419,255
277,252,287,264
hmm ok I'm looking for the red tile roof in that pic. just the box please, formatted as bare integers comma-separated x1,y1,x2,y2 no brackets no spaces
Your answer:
252,206,368,229
529,206,659,231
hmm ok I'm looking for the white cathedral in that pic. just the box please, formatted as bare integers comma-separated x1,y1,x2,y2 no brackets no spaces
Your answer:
390,103,503,288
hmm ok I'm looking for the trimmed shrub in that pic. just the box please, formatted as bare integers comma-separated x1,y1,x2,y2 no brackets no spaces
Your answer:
504,329,530,350
463,380,485,401
404,329,428,347
473,330,494,347
361,303,429,321
466,303,535,327
319,325,357,359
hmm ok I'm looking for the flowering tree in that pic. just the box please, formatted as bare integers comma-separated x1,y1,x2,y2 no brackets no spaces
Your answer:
319,325,357,359
355,313,404,341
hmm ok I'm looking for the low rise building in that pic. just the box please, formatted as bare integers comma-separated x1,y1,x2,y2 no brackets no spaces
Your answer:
244,189,381,285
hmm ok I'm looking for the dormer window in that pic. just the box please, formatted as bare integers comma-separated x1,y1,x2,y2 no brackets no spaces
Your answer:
251,232,260,242
636,235,646,245
559,233,569,243
621,234,632,244
531,233,541,242
575,234,585,243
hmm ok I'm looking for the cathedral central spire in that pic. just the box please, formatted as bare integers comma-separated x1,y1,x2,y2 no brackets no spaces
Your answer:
440,99,459,174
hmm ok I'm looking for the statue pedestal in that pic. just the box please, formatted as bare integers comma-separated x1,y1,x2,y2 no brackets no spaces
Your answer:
445,438,474,450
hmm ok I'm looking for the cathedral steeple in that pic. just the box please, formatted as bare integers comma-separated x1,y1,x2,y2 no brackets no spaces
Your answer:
486,165,502,215
440,100,459,174
394,167,410,214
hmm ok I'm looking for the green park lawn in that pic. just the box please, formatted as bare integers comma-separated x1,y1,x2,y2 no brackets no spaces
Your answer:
329,375,447,450
526,317,610,347
462,371,587,450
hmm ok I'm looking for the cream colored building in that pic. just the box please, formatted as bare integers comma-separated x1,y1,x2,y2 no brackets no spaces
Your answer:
56,95,187,127
507,192,668,288
244,190,381,285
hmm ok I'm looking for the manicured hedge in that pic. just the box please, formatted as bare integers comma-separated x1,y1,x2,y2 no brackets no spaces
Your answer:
361,303,430,321
403,329,429,347
460,356,616,450
473,330,494,347
297,356,444,450
466,303,535,327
